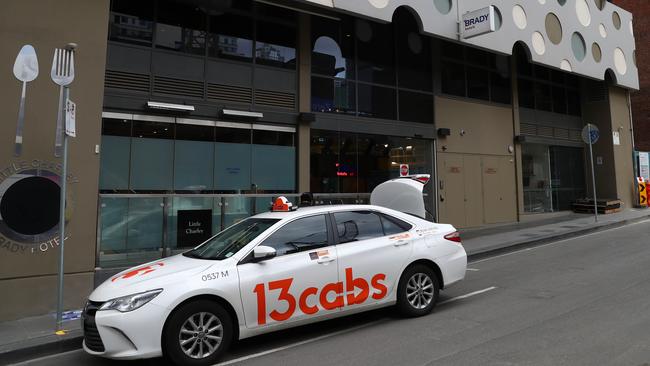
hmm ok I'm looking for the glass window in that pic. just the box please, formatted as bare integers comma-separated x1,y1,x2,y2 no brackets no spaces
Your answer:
100,136,131,191
174,126,214,192
255,21,296,69
130,121,174,191
490,72,512,104
356,20,395,86
109,0,154,46
155,0,207,55
534,83,553,112
333,211,384,243
252,130,293,146
102,117,131,136
215,127,250,143
399,91,433,124
261,215,329,256
208,12,253,61
467,67,489,101
214,142,251,192
441,61,466,97
311,77,356,115
518,79,535,108
310,131,341,193
252,145,296,192
441,41,464,61
395,11,432,91
567,90,581,116
185,218,279,260
380,213,412,235
357,84,396,120
312,17,355,79
552,86,567,114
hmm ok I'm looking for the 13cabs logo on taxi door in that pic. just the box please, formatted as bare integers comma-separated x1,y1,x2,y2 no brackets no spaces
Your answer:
253,268,387,325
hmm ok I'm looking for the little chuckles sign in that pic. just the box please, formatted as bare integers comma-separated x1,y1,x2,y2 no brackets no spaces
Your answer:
177,210,212,248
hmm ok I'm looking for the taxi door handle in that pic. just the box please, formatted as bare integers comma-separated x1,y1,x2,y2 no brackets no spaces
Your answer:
317,256,335,264
394,240,410,247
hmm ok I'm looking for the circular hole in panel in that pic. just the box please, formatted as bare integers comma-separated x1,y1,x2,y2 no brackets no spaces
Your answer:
612,11,621,30
0,175,60,239
593,0,606,10
493,6,503,30
614,48,627,75
545,13,563,45
592,42,602,62
368,0,389,9
532,31,546,55
571,32,586,61
560,59,572,72
434,0,453,14
599,23,607,38
557,0,567,5
408,32,423,54
576,0,591,27
513,5,527,30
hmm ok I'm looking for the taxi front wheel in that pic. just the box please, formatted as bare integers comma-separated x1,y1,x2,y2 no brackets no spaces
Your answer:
396,264,439,317
163,300,233,366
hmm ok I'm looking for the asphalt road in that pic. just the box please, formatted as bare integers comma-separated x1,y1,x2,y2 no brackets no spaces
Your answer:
13,219,650,366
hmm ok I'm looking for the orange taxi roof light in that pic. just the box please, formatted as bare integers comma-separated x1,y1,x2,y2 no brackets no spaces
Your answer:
271,196,296,212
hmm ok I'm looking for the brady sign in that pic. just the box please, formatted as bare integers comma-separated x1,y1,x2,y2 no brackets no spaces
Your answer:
462,6,496,39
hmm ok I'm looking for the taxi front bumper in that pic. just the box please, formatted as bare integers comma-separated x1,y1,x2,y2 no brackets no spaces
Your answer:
82,300,169,360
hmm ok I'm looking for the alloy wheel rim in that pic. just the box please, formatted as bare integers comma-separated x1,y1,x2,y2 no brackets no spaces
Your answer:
406,273,434,309
179,312,223,359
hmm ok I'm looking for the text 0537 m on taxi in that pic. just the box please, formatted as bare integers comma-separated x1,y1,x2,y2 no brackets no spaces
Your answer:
82,176,467,365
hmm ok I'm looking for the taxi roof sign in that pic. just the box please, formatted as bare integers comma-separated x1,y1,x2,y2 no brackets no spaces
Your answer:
271,196,296,212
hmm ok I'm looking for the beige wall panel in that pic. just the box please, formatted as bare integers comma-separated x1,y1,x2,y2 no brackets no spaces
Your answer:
0,0,109,294
482,156,517,224
435,97,515,157
0,272,93,321
609,87,635,207
438,153,465,227
463,155,483,228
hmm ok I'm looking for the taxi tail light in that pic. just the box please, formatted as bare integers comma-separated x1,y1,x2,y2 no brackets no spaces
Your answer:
443,231,462,243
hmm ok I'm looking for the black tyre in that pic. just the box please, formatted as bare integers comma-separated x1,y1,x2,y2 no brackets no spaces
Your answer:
163,300,233,366
396,264,439,317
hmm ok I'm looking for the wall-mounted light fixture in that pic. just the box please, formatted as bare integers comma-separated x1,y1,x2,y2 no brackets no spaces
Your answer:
222,109,263,119
147,101,195,112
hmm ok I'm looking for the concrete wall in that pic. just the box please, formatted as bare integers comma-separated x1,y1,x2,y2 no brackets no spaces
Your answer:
0,0,109,321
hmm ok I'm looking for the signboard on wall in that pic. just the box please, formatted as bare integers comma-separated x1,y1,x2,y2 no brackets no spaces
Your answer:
177,210,212,248
400,164,409,177
640,152,650,180
462,6,496,39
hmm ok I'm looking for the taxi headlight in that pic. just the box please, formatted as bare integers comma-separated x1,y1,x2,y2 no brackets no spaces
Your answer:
99,289,163,312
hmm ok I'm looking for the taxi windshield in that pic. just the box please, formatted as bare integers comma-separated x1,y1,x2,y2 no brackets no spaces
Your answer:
184,218,279,260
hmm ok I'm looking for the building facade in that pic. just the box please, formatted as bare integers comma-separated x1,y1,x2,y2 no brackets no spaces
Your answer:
0,0,639,321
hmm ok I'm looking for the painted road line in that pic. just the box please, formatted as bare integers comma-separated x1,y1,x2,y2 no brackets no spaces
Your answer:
438,286,497,306
214,320,385,366
471,218,650,265
466,268,480,271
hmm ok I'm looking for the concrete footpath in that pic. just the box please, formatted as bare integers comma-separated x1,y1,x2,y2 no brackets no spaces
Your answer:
1,208,649,365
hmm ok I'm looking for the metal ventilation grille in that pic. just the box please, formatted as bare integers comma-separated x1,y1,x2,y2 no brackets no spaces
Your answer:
255,89,296,109
520,123,537,135
207,83,252,104
104,70,150,92
537,126,554,137
569,129,582,141
153,76,204,99
554,128,569,140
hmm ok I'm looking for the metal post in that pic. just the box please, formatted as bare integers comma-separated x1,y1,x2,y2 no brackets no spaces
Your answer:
588,124,598,223
56,87,69,330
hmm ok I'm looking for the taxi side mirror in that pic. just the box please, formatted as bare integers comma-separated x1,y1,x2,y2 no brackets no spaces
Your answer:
252,245,276,263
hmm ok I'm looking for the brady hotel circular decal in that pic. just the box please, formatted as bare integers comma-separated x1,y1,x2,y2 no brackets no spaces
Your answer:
0,160,77,254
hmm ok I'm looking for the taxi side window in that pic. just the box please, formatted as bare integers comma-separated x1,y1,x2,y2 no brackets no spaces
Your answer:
380,213,413,236
260,215,329,256
333,211,384,244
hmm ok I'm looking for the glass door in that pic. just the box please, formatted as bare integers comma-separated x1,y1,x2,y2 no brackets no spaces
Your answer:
522,144,553,212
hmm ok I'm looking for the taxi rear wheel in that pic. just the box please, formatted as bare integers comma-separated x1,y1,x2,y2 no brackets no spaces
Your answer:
163,300,233,366
396,264,439,317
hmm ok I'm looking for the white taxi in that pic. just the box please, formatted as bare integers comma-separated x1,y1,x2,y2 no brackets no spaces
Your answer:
83,176,467,365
